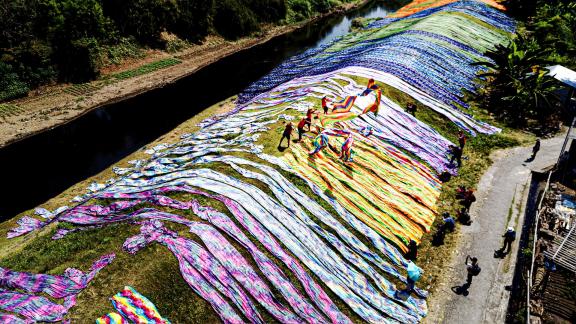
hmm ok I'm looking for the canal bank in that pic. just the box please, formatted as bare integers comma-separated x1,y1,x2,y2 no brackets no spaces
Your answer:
0,0,403,220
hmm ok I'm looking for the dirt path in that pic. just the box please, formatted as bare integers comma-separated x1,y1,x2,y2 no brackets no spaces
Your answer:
427,133,566,323
0,1,369,149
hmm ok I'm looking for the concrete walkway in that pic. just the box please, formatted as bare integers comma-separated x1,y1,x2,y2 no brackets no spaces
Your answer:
427,134,565,323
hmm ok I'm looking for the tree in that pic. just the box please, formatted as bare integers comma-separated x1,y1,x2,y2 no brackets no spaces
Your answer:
213,0,260,40
473,34,560,128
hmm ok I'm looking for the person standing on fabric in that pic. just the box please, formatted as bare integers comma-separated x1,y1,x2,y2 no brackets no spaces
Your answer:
531,138,541,159
296,118,307,142
394,261,421,300
458,130,467,149
465,255,481,286
305,108,317,131
497,227,516,254
321,97,331,115
278,122,294,148
406,102,417,116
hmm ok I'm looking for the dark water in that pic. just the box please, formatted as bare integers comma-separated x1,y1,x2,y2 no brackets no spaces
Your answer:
0,1,401,220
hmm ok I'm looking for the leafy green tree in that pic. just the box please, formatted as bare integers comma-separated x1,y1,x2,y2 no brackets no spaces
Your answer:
214,0,259,40
0,62,30,102
170,0,214,43
102,0,177,46
474,35,560,127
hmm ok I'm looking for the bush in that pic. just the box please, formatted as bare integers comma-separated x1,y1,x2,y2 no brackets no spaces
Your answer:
288,0,312,21
102,0,177,46
214,0,260,40
0,62,30,102
246,0,287,22
170,0,214,43
57,37,102,82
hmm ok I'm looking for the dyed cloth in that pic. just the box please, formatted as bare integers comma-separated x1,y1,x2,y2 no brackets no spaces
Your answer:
111,286,170,324
238,1,513,133
0,254,115,299
0,254,114,322
0,313,33,324
6,1,517,322
0,289,74,322
96,312,127,324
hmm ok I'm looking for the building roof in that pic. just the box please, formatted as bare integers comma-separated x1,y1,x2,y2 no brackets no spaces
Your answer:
546,65,576,89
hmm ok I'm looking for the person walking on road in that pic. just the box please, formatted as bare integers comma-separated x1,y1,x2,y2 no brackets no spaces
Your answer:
497,227,516,254
465,255,481,286
531,138,541,160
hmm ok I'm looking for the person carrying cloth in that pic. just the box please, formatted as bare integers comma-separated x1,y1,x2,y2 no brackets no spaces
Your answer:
340,133,354,162
296,118,308,142
305,108,317,131
309,132,329,156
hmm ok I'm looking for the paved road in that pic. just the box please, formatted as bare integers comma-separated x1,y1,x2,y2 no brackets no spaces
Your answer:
427,134,565,323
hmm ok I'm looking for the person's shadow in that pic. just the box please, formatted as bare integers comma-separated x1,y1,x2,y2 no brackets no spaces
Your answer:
494,249,508,259
451,283,470,296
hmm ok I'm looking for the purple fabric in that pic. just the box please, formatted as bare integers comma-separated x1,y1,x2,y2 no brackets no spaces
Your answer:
0,289,75,322
0,254,115,299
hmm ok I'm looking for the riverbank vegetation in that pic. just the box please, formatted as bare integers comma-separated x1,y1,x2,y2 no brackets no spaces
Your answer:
473,0,575,133
0,0,368,103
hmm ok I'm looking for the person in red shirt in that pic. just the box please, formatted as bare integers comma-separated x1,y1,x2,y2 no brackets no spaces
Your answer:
321,97,331,114
296,118,307,142
278,122,294,148
305,108,316,131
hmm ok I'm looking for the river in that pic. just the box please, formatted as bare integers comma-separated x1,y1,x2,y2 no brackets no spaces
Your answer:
0,1,402,220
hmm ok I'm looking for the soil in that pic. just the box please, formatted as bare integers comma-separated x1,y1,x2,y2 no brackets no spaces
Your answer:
0,0,369,149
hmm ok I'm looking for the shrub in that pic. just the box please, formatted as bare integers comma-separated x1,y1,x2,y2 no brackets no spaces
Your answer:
170,0,214,43
0,62,30,102
57,37,102,82
214,0,260,40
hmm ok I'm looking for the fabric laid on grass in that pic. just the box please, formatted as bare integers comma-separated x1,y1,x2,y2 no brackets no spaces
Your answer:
0,289,75,322
238,1,511,123
123,215,320,323
124,220,259,324
96,312,127,324
90,188,351,324
111,286,170,324
387,0,506,19
0,254,114,322
108,170,424,323
0,313,33,324
0,254,115,299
